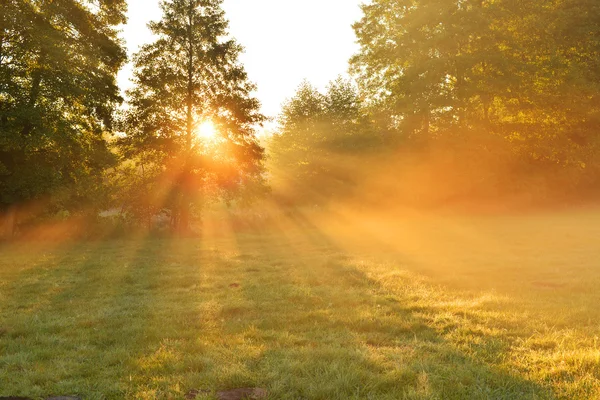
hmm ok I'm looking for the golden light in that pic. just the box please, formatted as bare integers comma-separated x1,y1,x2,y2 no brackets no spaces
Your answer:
197,120,217,140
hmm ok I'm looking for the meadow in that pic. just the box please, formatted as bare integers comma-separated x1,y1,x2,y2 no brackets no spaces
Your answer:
1,207,600,399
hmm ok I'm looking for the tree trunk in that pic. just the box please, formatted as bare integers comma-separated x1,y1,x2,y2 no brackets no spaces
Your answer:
179,196,190,235
173,187,190,235
480,61,492,132
455,46,467,128
178,0,195,235
21,50,46,136
422,105,430,136
482,93,491,131
0,0,8,67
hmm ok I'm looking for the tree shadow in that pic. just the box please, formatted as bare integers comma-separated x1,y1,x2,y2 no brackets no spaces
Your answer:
185,225,555,399
0,229,558,399
0,238,171,399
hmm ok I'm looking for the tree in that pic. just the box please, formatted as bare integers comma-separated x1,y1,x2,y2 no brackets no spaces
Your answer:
268,78,378,203
350,0,600,192
119,0,266,232
0,0,127,235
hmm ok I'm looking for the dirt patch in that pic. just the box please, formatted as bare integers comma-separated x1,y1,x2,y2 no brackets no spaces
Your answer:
186,388,267,400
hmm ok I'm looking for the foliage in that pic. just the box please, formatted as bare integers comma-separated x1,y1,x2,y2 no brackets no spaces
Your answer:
0,0,127,232
268,78,379,203
118,0,266,231
350,0,600,174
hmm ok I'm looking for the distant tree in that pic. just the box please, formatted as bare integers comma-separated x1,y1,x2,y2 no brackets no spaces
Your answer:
119,0,266,232
269,81,327,194
268,78,378,203
0,0,127,235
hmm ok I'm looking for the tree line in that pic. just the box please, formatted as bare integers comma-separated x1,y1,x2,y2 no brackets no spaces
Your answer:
271,0,600,206
1,0,600,236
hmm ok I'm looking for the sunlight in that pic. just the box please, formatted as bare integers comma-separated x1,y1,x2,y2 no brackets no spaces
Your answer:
197,120,218,140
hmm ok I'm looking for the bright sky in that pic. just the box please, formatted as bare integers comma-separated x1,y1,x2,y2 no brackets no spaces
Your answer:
117,0,365,119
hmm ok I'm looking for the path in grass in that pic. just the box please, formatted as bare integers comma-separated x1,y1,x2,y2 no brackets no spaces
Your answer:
1,209,600,399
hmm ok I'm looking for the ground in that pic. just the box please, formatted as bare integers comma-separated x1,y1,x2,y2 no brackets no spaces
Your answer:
1,208,600,399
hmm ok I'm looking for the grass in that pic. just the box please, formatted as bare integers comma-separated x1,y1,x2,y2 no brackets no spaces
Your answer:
1,207,600,399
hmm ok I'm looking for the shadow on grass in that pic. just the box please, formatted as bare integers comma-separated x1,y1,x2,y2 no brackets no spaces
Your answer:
0,229,556,399
0,238,172,399
210,223,554,399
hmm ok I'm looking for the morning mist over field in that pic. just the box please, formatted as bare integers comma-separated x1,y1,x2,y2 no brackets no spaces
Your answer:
1,0,600,399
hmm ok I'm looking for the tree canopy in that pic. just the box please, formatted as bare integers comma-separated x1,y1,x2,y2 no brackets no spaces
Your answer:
118,0,266,230
0,0,127,233
350,0,600,170
268,78,378,203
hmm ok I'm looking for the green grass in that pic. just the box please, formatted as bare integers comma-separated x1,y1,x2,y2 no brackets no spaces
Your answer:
1,209,600,399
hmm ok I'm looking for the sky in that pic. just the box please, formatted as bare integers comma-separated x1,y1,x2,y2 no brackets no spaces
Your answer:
117,0,365,119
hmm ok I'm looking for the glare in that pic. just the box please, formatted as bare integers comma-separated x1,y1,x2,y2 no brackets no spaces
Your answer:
197,120,217,140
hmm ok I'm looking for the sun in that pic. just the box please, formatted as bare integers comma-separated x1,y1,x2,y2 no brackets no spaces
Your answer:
197,120,217,140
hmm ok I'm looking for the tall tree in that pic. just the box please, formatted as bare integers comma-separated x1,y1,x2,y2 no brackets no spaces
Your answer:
351,0,525,136
350,0,600,171
119,0,265,231
0,0,127,235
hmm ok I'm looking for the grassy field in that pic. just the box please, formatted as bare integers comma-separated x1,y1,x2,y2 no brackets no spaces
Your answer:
1,208,600,399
